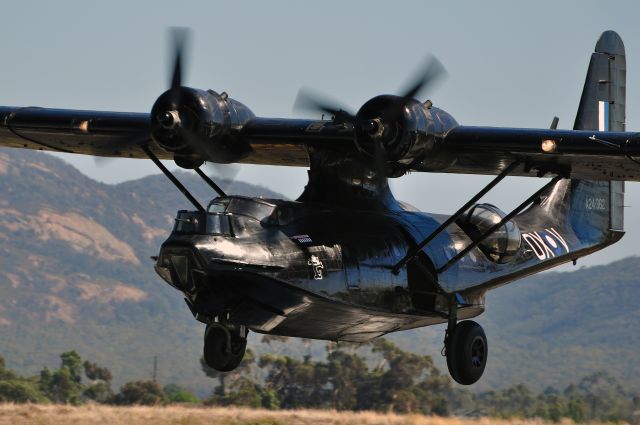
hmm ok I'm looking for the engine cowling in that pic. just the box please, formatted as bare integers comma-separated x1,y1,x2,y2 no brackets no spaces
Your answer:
150,87,255,168
354,95,457,174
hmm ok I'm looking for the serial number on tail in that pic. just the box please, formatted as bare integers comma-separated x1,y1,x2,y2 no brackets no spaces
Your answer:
585,197,607,211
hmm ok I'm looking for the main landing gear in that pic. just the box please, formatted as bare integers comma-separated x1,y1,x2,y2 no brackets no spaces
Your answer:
444,301,488,385
203,321,248,372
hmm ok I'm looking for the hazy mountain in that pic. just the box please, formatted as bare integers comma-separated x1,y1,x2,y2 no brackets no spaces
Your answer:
0,148,281,396
0,147,639,396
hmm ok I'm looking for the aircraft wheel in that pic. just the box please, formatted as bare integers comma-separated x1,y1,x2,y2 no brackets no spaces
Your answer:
203,324,247,372
446,320,487,385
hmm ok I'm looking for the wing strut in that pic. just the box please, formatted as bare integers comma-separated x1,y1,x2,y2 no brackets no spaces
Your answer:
391,160,522,274
194,167,227,197
140,144,205,212
436,175,564,273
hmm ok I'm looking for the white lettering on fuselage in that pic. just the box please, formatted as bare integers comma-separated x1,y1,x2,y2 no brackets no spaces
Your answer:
522,227,570,260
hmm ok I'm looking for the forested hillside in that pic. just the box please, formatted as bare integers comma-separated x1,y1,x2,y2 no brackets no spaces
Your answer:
0,147,639,396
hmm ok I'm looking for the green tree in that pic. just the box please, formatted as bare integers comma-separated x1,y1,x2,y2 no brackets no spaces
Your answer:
478,384,538,418
40,365,83,404
112,380,166,405
0,355,18,381
39,352,88,406
164,384,199,403
221,377,262,408
202,349,256,402
325,349,368,410
363,338,451,415
60,351,83,384
571,371,632,422
83,361,112,382
566,397,586,423
260,387,281,410
82,360,113,403
0,380,46,403
259,353,327,409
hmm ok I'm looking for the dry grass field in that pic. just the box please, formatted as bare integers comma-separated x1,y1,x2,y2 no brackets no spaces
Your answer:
0,404,608,425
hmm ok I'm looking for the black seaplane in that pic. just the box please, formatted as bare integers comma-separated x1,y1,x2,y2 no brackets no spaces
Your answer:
0,30,636,384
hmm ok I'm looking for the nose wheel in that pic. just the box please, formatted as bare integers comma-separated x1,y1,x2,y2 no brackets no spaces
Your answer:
203,322,248,372
445,320,487,385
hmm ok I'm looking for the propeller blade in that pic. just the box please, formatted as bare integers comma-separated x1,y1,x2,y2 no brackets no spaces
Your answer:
93,156,115,168
204,162,241,184
293,88,356,123
169,27,190,91
398,55,447,103
380,55,447,123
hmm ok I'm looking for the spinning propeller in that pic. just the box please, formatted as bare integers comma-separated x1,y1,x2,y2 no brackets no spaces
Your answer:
151,28,240,183
294,55,447,176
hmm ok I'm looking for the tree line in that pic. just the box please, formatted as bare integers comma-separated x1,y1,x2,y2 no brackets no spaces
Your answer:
0,351,196,406
1,336,639,423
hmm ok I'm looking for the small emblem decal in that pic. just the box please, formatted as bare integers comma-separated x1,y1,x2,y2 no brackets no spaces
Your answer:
307,255,325,280
292,234,313,244
522,227,570,260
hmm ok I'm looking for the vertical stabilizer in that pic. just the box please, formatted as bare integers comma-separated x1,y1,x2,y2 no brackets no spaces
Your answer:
573,30,625,232
513,31,626,274
574,30,626,132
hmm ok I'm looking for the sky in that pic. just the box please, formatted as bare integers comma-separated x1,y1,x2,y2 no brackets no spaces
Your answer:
1,0,640,267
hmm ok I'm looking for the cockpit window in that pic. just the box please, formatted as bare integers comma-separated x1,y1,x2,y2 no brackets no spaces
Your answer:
207,199,230,214
227,198,274,220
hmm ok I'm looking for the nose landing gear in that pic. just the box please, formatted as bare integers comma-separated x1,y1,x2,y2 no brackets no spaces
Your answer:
203,322,248,372
444,298,488,385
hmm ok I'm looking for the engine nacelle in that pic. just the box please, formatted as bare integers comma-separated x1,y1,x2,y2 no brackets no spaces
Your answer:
150,88,255,168
354,95,458,174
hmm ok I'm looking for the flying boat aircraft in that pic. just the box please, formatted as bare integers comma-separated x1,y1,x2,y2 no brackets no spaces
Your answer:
0,30,634,385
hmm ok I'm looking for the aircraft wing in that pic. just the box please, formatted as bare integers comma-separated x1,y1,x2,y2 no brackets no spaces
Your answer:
0,106,161,159
0,106,352,167
2,105,640,181
431,126,640,180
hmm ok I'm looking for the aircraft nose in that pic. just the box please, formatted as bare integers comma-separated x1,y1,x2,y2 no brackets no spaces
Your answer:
155,246,206,294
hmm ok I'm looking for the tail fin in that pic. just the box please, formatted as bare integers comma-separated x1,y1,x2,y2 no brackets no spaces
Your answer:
516,31,625,262
570,30,625,234
574,30,626,133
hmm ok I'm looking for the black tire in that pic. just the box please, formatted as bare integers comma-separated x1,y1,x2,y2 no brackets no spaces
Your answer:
203,326,247,372
446,320,487,385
